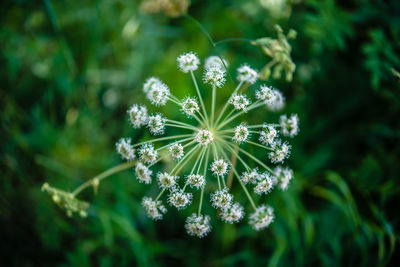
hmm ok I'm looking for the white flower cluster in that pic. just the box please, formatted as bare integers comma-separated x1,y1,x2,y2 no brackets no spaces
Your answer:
233,124,250,143
143,77,170,106
229,93,251,111
237,65,258,84
116,138,135,160
181,97,200,117
256,85,285,111
249,205,275,230
177,52,200,73
211,159,229,176
203,66,226,88
205,55,228,70
142,197,167,220
185,213,212,238
113,51,299,238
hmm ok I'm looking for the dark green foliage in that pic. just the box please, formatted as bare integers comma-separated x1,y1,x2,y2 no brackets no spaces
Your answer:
1,0,399,266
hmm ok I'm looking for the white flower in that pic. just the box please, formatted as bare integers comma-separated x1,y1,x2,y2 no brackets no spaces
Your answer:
157,172,178,189
127,104,148,128
280,114,299,137
203,66,226,88
211,159,229,176
135,163,152,184
169,143,184,160
147,113,166,135
205,56,228,70
116,138,135,160
256,85,275,101
195,129,214,146
269,140,291,163
146,82,170,106
237,64,258,84
181,97,200,117
259,124,278,145
186,174,206,189
233,124,250,143
138,144,157,164
249,205,274,231
185,213,212,238
254,173,273,194
177,52,200,73
266,89,285,111
229,93,251,111
168,188,192,210
142,197,167,220
143,77,162,94
274,166,294,190
221,202,244,223
240,169,259,184
210,188,233,209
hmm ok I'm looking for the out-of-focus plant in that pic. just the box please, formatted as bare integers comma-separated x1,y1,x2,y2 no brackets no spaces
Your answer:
140,0,190,17
251,25,297,81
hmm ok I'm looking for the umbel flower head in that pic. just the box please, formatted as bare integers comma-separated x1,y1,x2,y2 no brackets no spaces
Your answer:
43,51,299,238
113,51,299,238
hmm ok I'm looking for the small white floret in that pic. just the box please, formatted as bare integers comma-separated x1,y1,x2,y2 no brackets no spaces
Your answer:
185,213,211,238
177,52,200,73
237,64,258,84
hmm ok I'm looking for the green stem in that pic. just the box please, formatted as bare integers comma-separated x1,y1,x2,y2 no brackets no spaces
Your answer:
215,81,244,125
155,188,166,201
217,100,263,130
72,161,135,196
198,146,210,215
219,147,257,210
132,134,193,148
190,71,209,127
211,83,216,126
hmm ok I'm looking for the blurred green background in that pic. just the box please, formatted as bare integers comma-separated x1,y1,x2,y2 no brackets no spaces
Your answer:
1,0,400,266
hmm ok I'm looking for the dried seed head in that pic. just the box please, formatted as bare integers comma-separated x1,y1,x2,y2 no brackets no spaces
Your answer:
127,104,148,128
280,114,299,137
185,213,212,238
229,93,251,111
138,144,157,164
210,188,233,209
249,205,275,231
221,202,244,223
233,124,250,143
181,97,200,117
237,64,258,84
142,197,167,220
203,66,226,88
177,52,200,73
211,159,229,176
147,113,166,135
169,143,184,160
135,163,153,184
195,129,214,146
186,174,206,189
116,138,135,160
